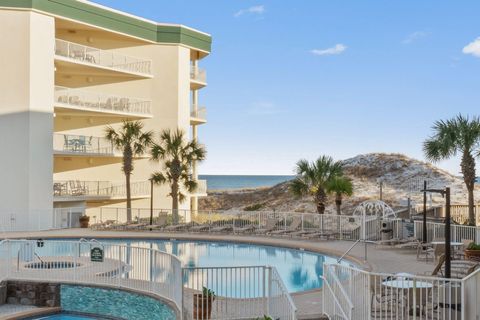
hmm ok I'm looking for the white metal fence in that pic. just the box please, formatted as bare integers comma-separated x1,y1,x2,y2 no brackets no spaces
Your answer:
55,86,152,116
182,266,296,320
55,39,152,75
0,240,297,320
91,208,404,240
0,239,183,314
413,220,480,243
321,262,480,320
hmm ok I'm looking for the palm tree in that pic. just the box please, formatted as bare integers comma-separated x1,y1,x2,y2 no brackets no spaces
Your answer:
105,121,153,222
290,155,343,214
150,129,206,223
423,114,480,226
327,175,353,215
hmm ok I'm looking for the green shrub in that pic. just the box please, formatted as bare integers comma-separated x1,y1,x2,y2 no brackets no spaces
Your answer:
244,203,266,211
467,243,480,250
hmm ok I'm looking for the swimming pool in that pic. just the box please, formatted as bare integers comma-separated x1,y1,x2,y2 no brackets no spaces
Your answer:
63,238,351,293
30,285,176,320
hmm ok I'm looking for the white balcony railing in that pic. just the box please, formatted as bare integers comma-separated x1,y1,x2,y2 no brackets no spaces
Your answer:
190,66,207,83
53,180,149,199
55,86,152,116
55,39,152,75
54,134,115,155
190,107,207,122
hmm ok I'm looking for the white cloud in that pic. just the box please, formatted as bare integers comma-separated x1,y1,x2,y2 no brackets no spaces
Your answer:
234,5,265,18
310,44,347,56
402,31,430,44
463,37,480,57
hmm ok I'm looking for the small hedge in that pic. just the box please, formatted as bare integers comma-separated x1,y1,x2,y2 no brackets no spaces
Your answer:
467,243,480,250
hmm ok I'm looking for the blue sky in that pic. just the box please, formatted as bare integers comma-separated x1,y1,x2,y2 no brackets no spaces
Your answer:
95,0,480,175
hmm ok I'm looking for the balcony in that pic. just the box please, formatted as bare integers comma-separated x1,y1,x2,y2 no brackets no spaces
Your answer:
53,134,115,156
53,180,150,202
55,39,152,77
54,86,152,119
190,107,207,125
191,179,207,196
190,66,207,89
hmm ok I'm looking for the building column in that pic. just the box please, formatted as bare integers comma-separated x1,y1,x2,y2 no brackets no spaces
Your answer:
0,10,55,230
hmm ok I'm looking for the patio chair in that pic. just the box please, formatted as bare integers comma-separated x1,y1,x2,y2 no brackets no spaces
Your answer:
269,217,302,235
417,243,435,262
370,274,405,318
455,239,474,259
254,218,278,234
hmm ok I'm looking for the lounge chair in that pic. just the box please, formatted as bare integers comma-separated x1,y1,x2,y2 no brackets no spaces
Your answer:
124,223,148,230
190,223,210,232
269,217,302,235
302,230,338,240
235,224,256,234
164,223,189,232
430,255,479,279
145,215,169,230
394,238,420,249
210,224,233,233
255,218,278,234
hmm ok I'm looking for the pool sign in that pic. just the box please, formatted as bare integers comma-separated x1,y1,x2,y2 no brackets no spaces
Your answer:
90,246,104,262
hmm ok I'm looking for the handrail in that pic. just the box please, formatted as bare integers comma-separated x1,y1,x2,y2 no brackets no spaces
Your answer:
337,239,361,263
320,275,351,320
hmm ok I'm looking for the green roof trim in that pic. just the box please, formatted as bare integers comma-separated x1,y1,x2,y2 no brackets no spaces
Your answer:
0,0,211,52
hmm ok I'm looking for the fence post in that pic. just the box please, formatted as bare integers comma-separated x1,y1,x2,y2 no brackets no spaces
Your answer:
267,266,272,317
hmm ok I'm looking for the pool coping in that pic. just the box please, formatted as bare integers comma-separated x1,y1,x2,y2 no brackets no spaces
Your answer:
2,307,60,320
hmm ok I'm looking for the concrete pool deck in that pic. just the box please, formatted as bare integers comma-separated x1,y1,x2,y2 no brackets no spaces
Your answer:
0,229,435,319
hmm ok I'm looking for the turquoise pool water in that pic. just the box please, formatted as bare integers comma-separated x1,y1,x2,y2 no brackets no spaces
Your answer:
71,239,351,292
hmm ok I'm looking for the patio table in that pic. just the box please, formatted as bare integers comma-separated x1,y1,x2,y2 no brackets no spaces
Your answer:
382,279,433,316
431,241,464,256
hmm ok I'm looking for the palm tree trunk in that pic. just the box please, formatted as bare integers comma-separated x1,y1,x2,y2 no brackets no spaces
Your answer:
461,151,476,226
172,180,179,224
316,188,327,214
126,173,132,222
335,193,342,215
123,146,133,222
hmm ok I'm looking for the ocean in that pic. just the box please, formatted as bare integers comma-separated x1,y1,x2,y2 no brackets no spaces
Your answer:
199,175,294,191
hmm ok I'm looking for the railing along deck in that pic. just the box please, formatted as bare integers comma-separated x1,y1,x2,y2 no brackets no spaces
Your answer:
55,86,152,117
55,39,152,75
53,181,149,199
53,133,115,155
190,107,207,122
